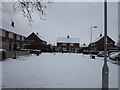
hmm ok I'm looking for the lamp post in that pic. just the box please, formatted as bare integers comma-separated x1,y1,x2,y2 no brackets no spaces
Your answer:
69,38,71,54
90,26,97,57
102,0,109,90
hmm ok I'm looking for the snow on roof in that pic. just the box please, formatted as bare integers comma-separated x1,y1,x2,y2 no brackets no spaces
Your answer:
37,34,45,41
57,37,80,43
92,36,103,43
0,20,25,37
92,35,115,44
33,32,46,42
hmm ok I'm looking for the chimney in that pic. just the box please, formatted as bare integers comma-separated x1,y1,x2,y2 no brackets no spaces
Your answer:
11,21,14,27
37,32,39,35
67,35,69,38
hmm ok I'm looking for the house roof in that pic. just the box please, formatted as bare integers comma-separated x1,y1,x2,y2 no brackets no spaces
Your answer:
92,36,115,43
57,37,80,43
92,36,103,43
35,33,45,41
0,20,25,37
28,32,47,42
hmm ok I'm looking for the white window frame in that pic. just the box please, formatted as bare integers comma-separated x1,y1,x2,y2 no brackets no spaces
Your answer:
2,30,6,37
16,35,20,40
9,32,14,39
22,37,24,41
70,43,74,46
75,48,79,50
109,42,113,46
62,43,67,46
62,48,66,50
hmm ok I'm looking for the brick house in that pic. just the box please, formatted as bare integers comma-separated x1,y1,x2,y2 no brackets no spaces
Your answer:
25,32,47,51
88,35,116,51
57,36,80,53
0,21,26,50
80,43,88,53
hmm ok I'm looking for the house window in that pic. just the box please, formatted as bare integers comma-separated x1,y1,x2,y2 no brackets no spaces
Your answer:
107,42,113,46
21,37,24,41
9,32,14,39
0,29,2,36
62,43,67,46
75,48,79,50
70,43,74,46
16,35,20,40
17,44,21,49
91,43,95,46
62,48,66,50
1,30,6,37
31,40,34,42
110,42,113,46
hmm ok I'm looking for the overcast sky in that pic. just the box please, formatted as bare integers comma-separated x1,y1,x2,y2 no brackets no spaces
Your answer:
0,1,118,45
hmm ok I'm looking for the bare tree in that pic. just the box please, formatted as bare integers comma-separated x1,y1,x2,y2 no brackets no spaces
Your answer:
13,0,52,24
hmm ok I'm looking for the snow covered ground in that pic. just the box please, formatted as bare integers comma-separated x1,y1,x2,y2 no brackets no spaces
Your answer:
2,53,119,88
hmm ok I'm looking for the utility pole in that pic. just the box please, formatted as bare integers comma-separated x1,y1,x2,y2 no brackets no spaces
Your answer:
90,27,93,57
102,0,109,90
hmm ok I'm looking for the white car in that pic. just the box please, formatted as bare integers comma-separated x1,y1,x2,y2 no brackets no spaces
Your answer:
0,49,6,52
97,51,108,57
109,52,120,61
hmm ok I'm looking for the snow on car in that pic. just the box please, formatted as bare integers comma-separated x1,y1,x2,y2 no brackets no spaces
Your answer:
97,51,109,57
0,49,6,52
109,52,120,61
0,49,6,61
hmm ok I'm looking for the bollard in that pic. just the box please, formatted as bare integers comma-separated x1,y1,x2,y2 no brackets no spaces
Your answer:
13,52,16,59
91,55,95,59
2,50,6,60
39,51,41,54
36,53,39,56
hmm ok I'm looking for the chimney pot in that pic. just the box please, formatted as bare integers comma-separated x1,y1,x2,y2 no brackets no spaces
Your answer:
67,35,69,38
100,34,102,37
11,21,14,27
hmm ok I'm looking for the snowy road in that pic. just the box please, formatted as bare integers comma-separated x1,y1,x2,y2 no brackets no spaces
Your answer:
2,53,119,88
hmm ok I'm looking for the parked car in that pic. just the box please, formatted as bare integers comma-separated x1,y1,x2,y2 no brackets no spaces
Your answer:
30,49,41,54
108,52,116,56
0,49,6,52
109,52,120,61
97,51,108,57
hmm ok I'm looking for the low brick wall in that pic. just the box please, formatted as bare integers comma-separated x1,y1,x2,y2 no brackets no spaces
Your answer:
0,51,30,61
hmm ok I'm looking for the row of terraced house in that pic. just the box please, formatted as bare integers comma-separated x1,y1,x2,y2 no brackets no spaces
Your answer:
0,21,26,50
0,21,119,60
0,21,50,51
0,21,50,60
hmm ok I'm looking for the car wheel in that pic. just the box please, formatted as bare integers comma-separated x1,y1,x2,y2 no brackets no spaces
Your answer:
115,58,119,61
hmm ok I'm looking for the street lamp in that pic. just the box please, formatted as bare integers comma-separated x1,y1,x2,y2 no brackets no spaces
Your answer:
90,26,97,57
102,0,109,90
69,38,71,54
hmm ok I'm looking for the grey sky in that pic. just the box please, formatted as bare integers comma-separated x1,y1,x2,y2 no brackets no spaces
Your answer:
1,2,118,45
